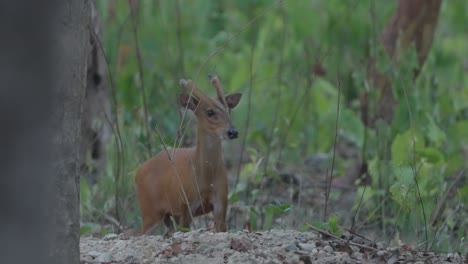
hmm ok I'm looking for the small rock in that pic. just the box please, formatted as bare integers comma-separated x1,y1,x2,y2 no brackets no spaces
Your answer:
350,245,360,252
297,243,315,252
95,252,112,263
87,251,102,258
285,242,298,251
124,255,139,263
376,242,386,250
351,251,363,260
103,233,118,240
323,245,333,253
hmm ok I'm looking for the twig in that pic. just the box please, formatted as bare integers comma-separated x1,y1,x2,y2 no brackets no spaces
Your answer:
307,225,379,252
262,4,286,175
399,65,428,250
175,0,185,77
430,167,466,226
129,0,152,159
324,69,342,219
91,26,125,223
233,43,255,190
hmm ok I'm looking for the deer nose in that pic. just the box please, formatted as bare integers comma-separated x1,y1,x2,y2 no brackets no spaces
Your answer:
227,128,238,139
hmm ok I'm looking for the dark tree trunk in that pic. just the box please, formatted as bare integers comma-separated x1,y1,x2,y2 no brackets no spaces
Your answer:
0,1,90,264
47,1,91,263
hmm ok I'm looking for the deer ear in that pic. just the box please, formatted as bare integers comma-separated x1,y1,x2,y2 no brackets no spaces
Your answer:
179,93,199,110
225,93,242,109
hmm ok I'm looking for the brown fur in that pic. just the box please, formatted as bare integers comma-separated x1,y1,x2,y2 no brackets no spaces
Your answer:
135,78,241,236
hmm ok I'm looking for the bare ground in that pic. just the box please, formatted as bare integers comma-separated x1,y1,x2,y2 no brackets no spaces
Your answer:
80,229,466,264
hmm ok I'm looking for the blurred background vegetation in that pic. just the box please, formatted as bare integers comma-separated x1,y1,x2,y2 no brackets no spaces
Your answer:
80,0,467,253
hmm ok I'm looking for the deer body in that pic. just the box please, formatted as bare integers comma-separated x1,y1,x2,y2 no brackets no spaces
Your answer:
135,75,241,235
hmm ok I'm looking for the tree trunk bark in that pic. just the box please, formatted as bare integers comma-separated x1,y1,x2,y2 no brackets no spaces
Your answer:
0,1,90,264
47,0,91,263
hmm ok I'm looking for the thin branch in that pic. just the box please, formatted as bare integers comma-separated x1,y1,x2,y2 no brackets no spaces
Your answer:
429,168,466,227
234,43,255,190
175,0,185,77
91,25,126,223
129,0,152,158
263,5,286,175
324,69,342,219
400,68,429,251
174,0,283,152
307,225,379,252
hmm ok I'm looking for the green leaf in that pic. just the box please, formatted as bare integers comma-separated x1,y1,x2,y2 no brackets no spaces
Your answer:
416,147,444,165
339,109,364,148
424,114,446,148
391,129,425,166
229,193,239,203
389,166,416,209
80,225,92,235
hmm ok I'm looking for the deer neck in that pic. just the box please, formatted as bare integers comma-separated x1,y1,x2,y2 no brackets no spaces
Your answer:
194,125,223,178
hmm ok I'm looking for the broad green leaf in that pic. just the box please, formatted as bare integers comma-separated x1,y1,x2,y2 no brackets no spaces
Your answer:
339,109,364,148
424,114,446,148
391,129,425,166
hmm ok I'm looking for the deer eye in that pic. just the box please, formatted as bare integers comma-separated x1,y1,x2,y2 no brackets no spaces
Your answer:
206,109,215,117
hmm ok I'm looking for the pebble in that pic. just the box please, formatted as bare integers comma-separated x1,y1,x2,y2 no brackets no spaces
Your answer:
298,243,315,251
95,252,112,262
87,251,101,258
285,242,299,251
103,233,118,240
323,245,333,253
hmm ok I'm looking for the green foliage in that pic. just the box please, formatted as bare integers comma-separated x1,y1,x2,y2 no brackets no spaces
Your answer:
83,0,468,252
263,203,293,230
303,214,343,237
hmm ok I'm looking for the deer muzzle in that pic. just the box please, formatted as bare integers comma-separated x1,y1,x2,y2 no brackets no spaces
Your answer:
227,128,238,139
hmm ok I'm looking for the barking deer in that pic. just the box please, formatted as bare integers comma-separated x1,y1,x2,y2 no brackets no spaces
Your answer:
135,74,242,236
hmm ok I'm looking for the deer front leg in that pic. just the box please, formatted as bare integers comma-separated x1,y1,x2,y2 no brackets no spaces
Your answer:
213,179,228,232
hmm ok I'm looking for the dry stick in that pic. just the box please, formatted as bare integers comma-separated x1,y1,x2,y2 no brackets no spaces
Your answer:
324,71,342,220
91,27,126,224
175,0,185,77
399,73,428,251
430,168,466,226
301,42,314,156
276,82,310,166
175,0,284,153
368,0,388,238
431,195,464,252
388,162,424,247
163,0,283,231
129,1,152,159
262,5,286,177
172,0,283,229
429,168,466,250
307,225,378,252
231,43,255,226
351,185,367,231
